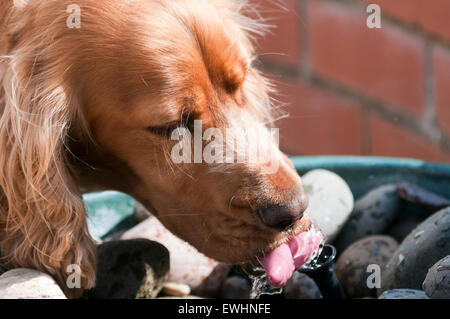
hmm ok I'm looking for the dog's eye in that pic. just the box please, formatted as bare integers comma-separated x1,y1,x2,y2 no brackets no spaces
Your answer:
146,122,184,137
146,114,195,138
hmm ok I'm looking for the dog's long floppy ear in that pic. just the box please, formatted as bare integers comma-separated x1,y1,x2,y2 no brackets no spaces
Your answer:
0,44,96,296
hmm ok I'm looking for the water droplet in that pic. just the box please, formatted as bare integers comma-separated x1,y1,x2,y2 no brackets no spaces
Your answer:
249,268,283,299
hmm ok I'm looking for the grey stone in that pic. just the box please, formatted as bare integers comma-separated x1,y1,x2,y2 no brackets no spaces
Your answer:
336,235,398,298
378,208,450,295
221,276,251,299
378,289,430,299
335,185,403,251
0,268,66,299
397,182,450,214
422,255,450,299
302,169,354,243
387,214,424,243
157,295,204,299
283,272,322,299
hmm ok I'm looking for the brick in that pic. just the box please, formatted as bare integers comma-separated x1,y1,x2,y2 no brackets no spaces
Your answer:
249,0,301,67
370,115,450,163
434,47,450,136
309,0,425,116
361,0,450,42
274,80,363,156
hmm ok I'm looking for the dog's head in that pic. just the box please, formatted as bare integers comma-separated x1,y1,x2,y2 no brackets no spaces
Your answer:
1,0,321,286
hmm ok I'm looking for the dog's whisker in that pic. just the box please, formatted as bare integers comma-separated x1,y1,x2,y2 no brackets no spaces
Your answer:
247,198,256,212
153,148,163,181
288,114,336,120
172,161,195,181
200,229,214,253
161,134,196,180
158,213,209,217
140,75,150,89
260,113,290,126
162,144,176,175
255,52,289,59
228,195,236,211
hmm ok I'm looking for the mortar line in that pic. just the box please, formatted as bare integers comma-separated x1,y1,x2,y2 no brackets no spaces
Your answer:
324,0,450,52
261,61,450,153
298,0,310,79
423,40,440,141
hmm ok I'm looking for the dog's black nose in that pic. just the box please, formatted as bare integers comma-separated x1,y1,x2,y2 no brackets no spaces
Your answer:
257,197,309,230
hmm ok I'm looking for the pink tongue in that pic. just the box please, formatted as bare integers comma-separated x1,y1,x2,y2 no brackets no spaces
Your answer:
260,228,323,287
260,243,293,287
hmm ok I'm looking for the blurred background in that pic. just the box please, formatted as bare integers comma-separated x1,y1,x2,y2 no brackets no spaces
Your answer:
250,0,450,163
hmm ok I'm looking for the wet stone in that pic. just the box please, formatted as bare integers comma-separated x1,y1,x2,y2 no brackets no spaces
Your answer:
386,214,424,243
378,208,450,295
379,289,430,299
336,235,398,298
335,184,403,252
283,272,322,299
397,182,450,214
82,239,170,299
422,255,450,299
221,276,251,299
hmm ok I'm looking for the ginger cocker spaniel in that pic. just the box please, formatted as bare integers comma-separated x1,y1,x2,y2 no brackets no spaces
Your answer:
0,0,321,298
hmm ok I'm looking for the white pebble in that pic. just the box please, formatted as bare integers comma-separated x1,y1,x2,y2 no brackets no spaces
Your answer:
163,282,191,297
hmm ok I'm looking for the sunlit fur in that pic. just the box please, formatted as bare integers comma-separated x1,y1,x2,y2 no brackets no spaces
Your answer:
0,0,310,298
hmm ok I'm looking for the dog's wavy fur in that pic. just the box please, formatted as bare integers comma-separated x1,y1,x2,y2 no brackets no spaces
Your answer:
0,0,309,298
0,0,97,297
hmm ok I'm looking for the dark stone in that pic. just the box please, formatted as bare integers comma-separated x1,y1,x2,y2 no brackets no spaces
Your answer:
422,255,450,299
379,289,429,299
397,182,450,214
378,208,450,295
386,214,425,243
335,185,403,251
221,276,251,299
192,263,230,298
336,235,398,298
283,272,322,299
83,239,170,299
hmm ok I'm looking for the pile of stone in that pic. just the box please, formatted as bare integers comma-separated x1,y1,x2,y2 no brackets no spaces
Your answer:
0,170,448,299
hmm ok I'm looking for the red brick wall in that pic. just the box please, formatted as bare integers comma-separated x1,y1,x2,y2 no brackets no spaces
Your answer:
252,0,450,163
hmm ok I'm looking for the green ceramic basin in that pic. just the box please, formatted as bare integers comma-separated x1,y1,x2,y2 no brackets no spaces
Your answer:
84,156,450,238
291,156,450,199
